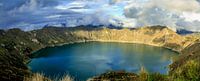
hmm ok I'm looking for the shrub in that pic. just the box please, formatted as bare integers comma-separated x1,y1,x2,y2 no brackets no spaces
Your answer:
24,73,73,81
170,60,200,81
148,73,168,81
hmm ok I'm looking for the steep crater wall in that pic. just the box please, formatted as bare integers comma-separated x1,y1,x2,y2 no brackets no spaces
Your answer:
0,26,199,80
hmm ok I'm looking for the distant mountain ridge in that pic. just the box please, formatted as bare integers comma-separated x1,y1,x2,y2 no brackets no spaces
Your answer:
176,29,194,35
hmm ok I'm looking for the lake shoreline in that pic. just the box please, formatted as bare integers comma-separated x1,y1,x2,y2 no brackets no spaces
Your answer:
30,39,180,58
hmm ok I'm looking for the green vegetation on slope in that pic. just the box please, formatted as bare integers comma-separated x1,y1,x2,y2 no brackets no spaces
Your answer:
169,42,200,81
0,45,30,80
87,67,168,81
89,62,200,81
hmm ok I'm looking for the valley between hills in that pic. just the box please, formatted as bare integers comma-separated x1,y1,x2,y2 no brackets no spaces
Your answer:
0,25,199,81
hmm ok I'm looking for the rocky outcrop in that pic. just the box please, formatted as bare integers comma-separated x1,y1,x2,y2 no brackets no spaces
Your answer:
0,26,187,55
27,26,191,52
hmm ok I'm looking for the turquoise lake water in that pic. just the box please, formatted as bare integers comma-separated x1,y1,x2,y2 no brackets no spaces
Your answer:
28,42,178,81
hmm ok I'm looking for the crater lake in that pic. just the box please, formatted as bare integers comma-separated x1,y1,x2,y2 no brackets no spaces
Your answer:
28,42,178,81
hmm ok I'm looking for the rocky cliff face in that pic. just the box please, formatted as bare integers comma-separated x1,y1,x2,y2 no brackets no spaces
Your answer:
27,26,191,52
0,26,199,80
0,26,187,54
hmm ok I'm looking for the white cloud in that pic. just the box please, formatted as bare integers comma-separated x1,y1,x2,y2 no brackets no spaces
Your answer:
124,0,200,31
55,1,86,10
10,0,39,13
148,0,200,12
0,3,3,6
1,0,200,31
176,20,200,32
45,15,62,19
181,12,200,22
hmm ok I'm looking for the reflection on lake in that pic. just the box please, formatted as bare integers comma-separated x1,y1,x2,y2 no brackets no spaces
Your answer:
28,42,178,81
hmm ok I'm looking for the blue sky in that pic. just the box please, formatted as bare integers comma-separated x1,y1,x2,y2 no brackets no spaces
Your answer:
0,0,200,31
